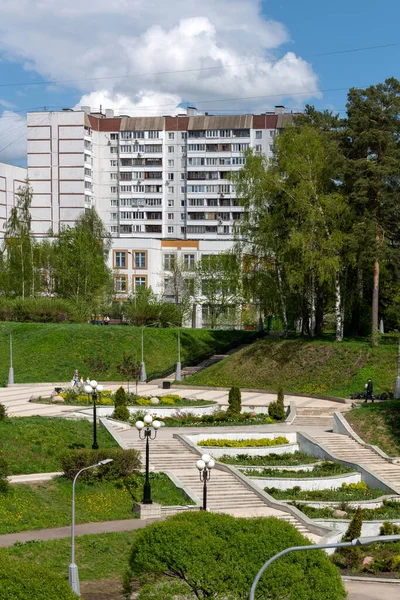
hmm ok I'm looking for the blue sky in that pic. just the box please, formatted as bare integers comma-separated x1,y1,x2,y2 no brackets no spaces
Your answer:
0,0,399,164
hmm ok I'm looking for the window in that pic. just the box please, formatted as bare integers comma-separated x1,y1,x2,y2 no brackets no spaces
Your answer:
110,186,117,194
134,251,146,269
134,276,146,290
114,251,127,268
120,145,132,153
269,130,275,138
168,186,174,193
110,160,118,166
168,173,174,181
183,254,195,271
188,144,205,151
168,159,174,167
181,132,187,139
168,146,174,153
114,276,127,292
232,143,249,152
181,186,187,193
164,254,175,269
110,213,118,220
109,226,118,233
132,185,145,193
110,172,118,180
168,199,174,207
168,213,174,220
110,133,119,140
181,158,187,167
145,198,162,206
145,144,162,152
269,144,274,152
181,199,186,207
188,157,205,166
256,130,262,139
255,145,262,153
220,129,231,138
180,173,186,180
110,146,118,154
110,199,118,207
231,157,246,165
120,131,132,140
147,131,160,139
168,132,175,140
120,185,132,192
121,157,134,166
167,226,174,234
205,158,217,166
206,130,219,138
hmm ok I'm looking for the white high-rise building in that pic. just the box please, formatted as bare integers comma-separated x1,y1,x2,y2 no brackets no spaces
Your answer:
20,106,299,318
0,163,27,239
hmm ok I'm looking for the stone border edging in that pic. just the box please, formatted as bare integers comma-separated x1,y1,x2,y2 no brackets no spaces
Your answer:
174,432,334,539
285,401,296,425
298,431,399,495
163,470,202,508
342,575,400,584
280,494,400,508
333,411,394,461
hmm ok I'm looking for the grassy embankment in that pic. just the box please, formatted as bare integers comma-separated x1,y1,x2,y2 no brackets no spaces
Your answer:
0,323,254,385
183,337,397,398
345,401,400,456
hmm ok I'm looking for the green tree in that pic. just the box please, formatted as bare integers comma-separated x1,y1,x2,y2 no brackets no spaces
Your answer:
53,208,112,303
344,78,400,345
124,511,346,599
117,353,142,394
336,506,363,569
113,385,130,421
228,386,241,414
195,252,242,329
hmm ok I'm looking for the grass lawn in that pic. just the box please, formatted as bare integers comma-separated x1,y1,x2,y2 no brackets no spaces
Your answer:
345,401,400,456
0,473,192,535
218,451,319,466
182,337,397,398
242,462,354,478
1,531,135,582
0,322,253,385
0,417,118,475
266,485,386,502
294,499,400,520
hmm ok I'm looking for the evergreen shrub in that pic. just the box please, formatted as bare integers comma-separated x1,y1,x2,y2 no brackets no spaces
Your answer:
228,386,242,414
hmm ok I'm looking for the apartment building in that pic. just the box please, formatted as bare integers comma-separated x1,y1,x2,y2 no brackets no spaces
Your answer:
22,106,298,309
0,163,27,239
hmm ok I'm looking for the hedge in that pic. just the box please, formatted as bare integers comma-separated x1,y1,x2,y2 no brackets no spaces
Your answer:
61,448,141,481
0,554,78,600
199,436,289,448
124,511,346,599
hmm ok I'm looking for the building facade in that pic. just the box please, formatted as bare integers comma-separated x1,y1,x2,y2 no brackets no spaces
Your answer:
0,163,27,240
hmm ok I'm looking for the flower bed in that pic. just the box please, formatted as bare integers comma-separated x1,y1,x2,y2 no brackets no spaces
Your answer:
242,462,354,478
265,482,386,502
200,436,289,448
296,499,400,520
218,451,319,467
160,410,275,427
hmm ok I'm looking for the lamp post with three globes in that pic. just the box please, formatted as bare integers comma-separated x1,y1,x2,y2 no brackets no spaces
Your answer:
135,414,162,504
196,454,215,511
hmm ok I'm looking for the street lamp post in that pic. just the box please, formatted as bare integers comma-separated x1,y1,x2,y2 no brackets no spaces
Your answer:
69,458,113,595
1,326,14,385
196,454,215,511
140,326,147,382
84,380,104,450
394,338,400,399
249,534,400,600
176,326,182,381
135,415,162,504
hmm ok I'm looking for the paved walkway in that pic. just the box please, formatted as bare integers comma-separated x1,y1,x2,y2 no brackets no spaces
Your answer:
0,381,346,418
344,579,400,600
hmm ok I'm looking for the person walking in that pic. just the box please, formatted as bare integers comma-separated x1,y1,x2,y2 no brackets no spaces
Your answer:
364,378,374,403
73,370,79,387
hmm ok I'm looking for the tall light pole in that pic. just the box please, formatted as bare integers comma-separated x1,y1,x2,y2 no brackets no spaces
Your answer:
69,458,113,595
249,534,400,600
1,326,14,385
84,380,103,450
176,326,182,381
394,337,400,399
196,454,215,511
135,415,162,504
140,326,146,382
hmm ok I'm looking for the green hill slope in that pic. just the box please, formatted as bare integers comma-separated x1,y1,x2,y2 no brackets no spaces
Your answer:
0,323,253,385
182,338,397,398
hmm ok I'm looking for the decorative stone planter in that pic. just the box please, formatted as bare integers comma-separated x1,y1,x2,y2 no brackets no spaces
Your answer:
248,472,362,491
186,432,299,459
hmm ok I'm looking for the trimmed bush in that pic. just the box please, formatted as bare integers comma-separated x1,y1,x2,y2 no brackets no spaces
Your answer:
113,386,130,421
114,386,127,407
124,511,346,599
199,436,289,448
268,401,286,421
61,447,141,482
0,454,9,494
0,403,7,421
228,386,241,414
0,554,78,599
337,506,363,569
0,297,89,323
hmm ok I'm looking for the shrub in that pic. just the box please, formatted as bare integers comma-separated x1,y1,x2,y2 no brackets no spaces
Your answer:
113,386,130,421
268,400,286,421
113,404,131,422
0,403,7,421
199,436,289,448
277,387,285,406
135,397,152,406
338,506,363,569
0,454,9,494
380,521,400,536
0,554,78,600
228,386,241,414
114,386,127,407
61,447,141,481
124,511,346,599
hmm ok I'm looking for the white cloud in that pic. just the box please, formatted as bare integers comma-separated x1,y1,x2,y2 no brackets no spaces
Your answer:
0,111,27,163
0,98,16,109
0,0,320,116
75,90,182,117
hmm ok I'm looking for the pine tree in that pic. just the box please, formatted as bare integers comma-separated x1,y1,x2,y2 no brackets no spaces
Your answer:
228,387,241,414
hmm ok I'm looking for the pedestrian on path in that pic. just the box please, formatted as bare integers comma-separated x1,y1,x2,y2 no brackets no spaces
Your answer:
72,370,79,387
364,378,374,403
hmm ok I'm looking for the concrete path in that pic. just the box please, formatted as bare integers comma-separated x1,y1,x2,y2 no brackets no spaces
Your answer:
344,579,400,600
0,381,345,418
0,518,155,548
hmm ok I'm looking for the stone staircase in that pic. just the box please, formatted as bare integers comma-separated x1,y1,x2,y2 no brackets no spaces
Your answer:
106,422,321,541
180,344,250,379
311,432,400,490
294,406,349,428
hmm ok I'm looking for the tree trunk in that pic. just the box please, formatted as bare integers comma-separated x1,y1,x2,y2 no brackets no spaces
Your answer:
371,254,379,346
275,262,288,335
335,271,343,342
20,242,25,299
315,286,324,336
309,275,316,338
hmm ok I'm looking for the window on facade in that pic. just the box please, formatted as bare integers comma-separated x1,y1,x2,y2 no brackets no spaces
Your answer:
168,199,174,207
164,254,175,270
110,186,117,194
148,131,160,139
110,146,118,154
168,226,174,233
269,144,274,152
134,252,146,269
110,172,118,180
168,186,174,193
168,132,174,140
183,254,195,270
110,199,118,207
255,145,262,153
168,173,174,181
168,159,174,167
168,213,174,220
110,133,119,140
114,251,127,268
168,146,174,153
255,131,262,139
109,226,119,233
269,130,275,138
181,132,187,139
134,276,146,290
110,160,117,167
114,276,127,292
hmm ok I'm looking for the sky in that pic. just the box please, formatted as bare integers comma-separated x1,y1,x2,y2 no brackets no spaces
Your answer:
0,0,399,165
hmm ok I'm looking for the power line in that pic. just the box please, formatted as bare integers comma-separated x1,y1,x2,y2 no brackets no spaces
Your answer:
0,41,399,89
